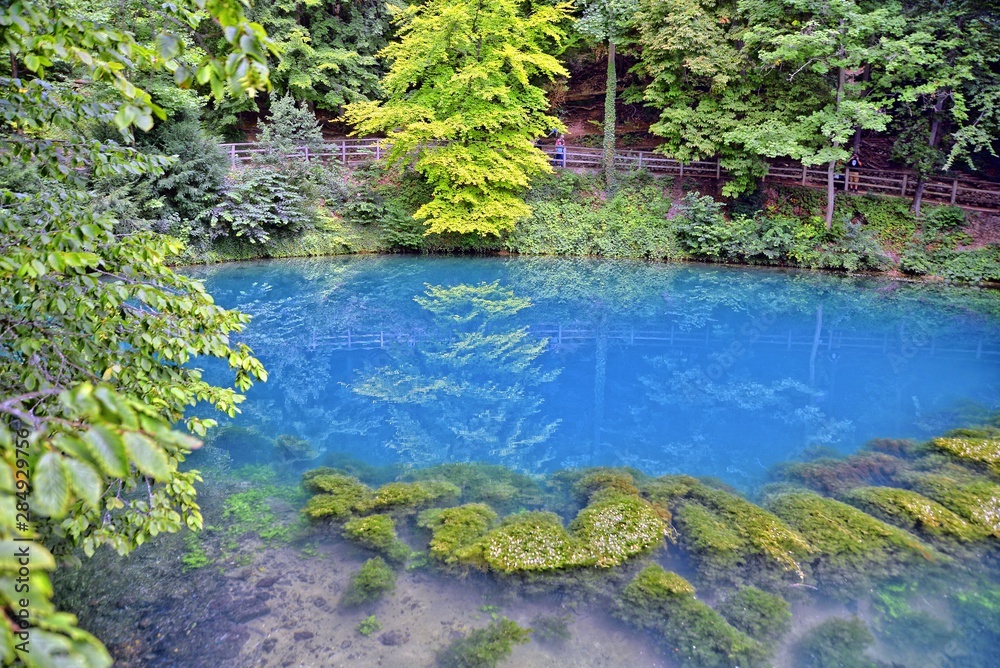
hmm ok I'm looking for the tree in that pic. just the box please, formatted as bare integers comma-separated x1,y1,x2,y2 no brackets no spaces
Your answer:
345,0,571,236
0,0,273,663
742,0,901,229
880,0,1000,215
577,0,638,191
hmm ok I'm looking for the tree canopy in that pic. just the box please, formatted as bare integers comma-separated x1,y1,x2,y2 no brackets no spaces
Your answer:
345,0,571,236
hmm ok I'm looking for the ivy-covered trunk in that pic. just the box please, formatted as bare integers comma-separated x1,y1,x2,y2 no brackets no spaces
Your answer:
604,40,616,192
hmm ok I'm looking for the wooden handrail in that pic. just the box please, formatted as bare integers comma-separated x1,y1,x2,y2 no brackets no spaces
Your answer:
217,138,1000,212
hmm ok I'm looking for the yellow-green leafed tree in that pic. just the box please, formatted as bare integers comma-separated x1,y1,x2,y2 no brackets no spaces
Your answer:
346,0,571,236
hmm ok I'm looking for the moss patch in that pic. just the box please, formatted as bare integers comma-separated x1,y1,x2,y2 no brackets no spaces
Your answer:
341,556,396,608
929,436,1000,477
569,490,666,567
717,586,791,644
842,486,989,542
302,471,374,520
766,492,937,588
477,511,591,573
360,480,461,513
342,514,411,563
615,565,769,668
418,503,498,564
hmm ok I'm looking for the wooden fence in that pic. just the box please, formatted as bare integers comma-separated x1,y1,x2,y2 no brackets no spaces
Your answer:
219,138,1000,212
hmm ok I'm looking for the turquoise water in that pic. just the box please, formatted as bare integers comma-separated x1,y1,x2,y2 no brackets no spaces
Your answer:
190,256,1000,488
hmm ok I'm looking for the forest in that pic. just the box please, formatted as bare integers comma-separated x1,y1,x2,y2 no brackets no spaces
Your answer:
1,0,999,666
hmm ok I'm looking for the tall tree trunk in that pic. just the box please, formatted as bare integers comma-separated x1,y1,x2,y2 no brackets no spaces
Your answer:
825,63,846,231
603,40,616,192
913,102,946,218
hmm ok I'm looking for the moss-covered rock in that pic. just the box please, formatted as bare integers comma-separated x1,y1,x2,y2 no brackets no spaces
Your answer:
615,565,769,668
672,484,812,585
766,492,937,588
928,436,1000,477
775,452,905,495
717,586,791,644
569,490,666,567
360,480,461,513
341,556,396,607
417,503,498,564
342,514,411,563
301,470,373,519
841,486,989,542
794,617,877,668
477,511,591,573
904,472,1000,538
403,463,543,511
569,468,642,501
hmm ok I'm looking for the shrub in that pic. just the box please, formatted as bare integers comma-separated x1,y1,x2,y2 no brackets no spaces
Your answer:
341,557,397,607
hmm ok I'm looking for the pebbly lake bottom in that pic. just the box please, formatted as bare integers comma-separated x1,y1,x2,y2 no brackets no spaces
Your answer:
53,437,1000,668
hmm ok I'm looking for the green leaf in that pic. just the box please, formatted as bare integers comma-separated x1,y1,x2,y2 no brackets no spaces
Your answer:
32,452,70,517
123,432,170,480
65,459,103,509
83,426,128,478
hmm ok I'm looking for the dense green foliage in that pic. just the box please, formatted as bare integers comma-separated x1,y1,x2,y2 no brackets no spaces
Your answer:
0,1,274,663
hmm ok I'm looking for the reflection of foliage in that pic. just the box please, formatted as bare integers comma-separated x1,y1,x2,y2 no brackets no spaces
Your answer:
353,282,560,468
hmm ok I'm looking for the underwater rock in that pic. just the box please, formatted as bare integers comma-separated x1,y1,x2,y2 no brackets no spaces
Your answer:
379,629,410,646
418,503,498,564
766,492,938,589
717,586,791,644
794,617,877,668
903,472,1000,538
477,511,591,573
615,565,769,668
841,485,989,542
775,452,905,495
568,490,667,567
342,514,411,563
360,480,461,513
301,470,374,519
403,462,543,511
928,435,1000,478
657,479,811,586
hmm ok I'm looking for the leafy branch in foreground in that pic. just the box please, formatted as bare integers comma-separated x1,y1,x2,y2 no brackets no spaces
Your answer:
0,1,274,664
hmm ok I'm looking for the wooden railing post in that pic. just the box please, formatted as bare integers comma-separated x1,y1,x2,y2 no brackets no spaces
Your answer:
375,139,381,161
341,139,347,164
303,145,310,163
901,173,908,196
951,179,959,204
801,164,807,186
844,168,850,191
716,157,721,179
230,144,237,168
679,162,684,179
638,151,643,169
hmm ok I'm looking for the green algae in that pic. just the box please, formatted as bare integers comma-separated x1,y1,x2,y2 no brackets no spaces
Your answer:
360,480,461,513
476,511,590,573
568,490,666,567
717,586,791,644
664,481,812,585
403,462,544,512
342,514,411,563
794,617,877,668
565,467,643,501
928,435,1000,477
437,618,531,668
615,565,769,668
356,614,382,636
418,503,498,564
302,471,374,519
841,485,989,542
903,472,1000,538
341,556,396,607
766,492,937,588
775,452,905,495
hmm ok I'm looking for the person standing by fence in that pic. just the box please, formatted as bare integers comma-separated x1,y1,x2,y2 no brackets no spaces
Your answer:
848,151,863,192
555,135,566,168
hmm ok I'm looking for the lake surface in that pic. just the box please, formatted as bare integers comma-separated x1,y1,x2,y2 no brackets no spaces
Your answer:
191,256,1000,489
